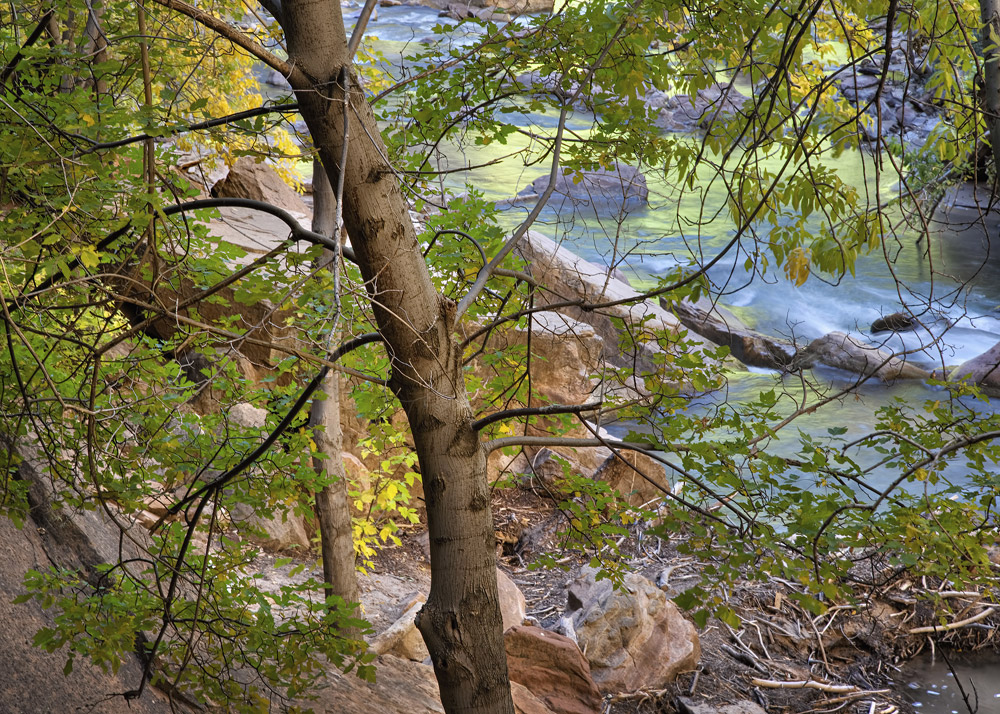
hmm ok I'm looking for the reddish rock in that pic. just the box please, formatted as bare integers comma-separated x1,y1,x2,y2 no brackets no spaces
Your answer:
505,625,603,714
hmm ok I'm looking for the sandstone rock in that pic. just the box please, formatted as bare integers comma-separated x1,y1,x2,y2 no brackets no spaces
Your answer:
505,625,603,714
791,331,930,382
477,310,603,407
497,569,528,631
371,569,525,660
568,567,700,693
513,165,648,214
229,402,268,428
0,516,181,713
668,296,794,371
371,595,429,661
950,341,1000,396
592,450,667,507
677,697,767,714
229,501,312,552
310,654,554,713
210,157,309,216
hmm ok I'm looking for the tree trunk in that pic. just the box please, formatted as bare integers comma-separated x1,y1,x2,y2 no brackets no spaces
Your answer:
981,0,1000,182
279,3,514,712
308,157,360,615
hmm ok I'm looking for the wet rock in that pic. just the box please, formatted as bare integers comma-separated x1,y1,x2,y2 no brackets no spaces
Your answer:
949,341,1000,396
667,296,794,370
512,164,648,214
870,311,915,334
210,156,309,216
568,567,700,692
652,83,750,132
505,625,603,714
791,331,930,382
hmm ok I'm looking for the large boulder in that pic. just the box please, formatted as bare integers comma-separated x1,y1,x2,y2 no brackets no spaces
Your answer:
567,568,700,693
791,331,930,382
370,569,526,661
505,625,603,714
210,157,309,216
950,341,1000,396
475,310,603,407
512,165,648,214
309,654,554,714
592,450,668,507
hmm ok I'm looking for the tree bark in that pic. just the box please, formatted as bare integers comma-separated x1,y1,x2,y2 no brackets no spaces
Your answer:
279,2,514,712
981,0,1000,182
308,157,360,615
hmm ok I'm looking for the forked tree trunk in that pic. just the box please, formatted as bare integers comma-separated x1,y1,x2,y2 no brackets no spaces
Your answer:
279,2,514,712
308,157,360,615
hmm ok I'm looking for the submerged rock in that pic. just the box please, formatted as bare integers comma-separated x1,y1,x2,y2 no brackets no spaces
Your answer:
511,165,648,214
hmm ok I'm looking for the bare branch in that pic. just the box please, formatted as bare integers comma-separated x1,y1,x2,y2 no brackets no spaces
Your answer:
471,401,602,431
347,0,379,58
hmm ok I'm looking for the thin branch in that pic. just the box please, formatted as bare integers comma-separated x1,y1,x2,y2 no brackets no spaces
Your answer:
471,400,602,431
909,607,996,635
0,9,53,87
76,102,300,153
147,0,310,87
347,0,379,58
161,197,357,261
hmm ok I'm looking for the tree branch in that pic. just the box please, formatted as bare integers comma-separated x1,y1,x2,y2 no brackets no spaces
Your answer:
472,401,602,431
161,198,357,262
0,9,53,87
146,0,310,87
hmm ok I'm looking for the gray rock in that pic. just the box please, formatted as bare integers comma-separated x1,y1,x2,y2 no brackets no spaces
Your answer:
210,157,309,216
791,331,930,382
950,341,1000,396
512,164,648,214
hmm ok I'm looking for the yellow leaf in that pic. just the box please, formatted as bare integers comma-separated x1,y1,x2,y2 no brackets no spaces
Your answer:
79,246,100,269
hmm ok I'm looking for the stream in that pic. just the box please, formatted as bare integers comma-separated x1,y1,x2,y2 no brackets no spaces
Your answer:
333,2,1000,702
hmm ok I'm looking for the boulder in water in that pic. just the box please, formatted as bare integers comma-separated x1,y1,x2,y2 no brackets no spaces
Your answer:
949,341,1000,396
512,165,648,214
870,311,916,334
791,331,930,381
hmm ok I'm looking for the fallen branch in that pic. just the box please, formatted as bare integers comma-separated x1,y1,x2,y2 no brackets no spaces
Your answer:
750,678,860,693
908,607,996,634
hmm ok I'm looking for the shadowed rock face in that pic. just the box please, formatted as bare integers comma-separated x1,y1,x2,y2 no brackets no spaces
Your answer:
513,165,649,214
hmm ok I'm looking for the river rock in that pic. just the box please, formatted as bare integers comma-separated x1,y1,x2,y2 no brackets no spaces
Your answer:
870,311,916,334
791,331,930,382
567,567,700,693
949,341,1000,395
668,296,794,370
512,165,648,214
210,156,310,216
651,83,749,132
505,625,603,714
